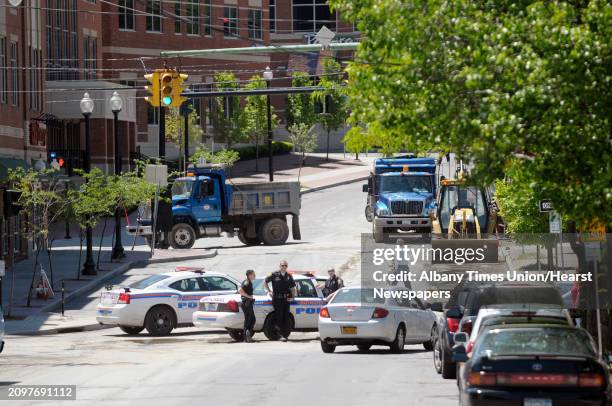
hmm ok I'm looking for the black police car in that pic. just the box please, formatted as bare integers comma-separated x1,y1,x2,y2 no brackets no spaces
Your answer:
455,324,610,406
433,281,564,379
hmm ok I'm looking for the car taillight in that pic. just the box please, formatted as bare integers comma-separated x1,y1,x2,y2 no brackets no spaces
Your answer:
468,371,497,386
225,300,239,313
579,373,605,388
447,317,460,333
372,307,389,319
118,292,130,304
320,307,330,318
466,341,474,354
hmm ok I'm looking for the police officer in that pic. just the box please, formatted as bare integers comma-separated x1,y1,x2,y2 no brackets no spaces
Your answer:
264,260,297,342
239,269,256,343
323,267,344,299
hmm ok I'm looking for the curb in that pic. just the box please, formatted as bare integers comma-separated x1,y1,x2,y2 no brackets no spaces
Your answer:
301,175,369,195
6,323,113,337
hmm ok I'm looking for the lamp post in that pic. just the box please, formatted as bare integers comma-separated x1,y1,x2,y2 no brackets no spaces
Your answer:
263,66,274,182
110,91,125,260
80,92,96,276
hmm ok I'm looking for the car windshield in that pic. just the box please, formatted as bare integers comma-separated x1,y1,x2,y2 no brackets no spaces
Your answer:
331,288,385,305
379,175,432,194
171,179,193,199
129,274,171,290
474,327,596,358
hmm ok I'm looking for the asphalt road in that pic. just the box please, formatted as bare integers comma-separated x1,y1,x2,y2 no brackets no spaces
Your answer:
0,181,459,405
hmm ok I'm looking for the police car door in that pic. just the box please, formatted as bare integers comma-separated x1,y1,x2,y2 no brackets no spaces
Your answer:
293,279,324,328
169,277,208,323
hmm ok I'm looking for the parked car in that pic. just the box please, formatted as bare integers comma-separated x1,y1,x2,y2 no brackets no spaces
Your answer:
193,274,325,341
456,324,610,406
96,269,241,336
318,287,438,354
434,281,564,379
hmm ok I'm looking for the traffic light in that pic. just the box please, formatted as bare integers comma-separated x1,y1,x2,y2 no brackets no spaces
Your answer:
160,71,174,107
170,72,188,108
144,71,160,107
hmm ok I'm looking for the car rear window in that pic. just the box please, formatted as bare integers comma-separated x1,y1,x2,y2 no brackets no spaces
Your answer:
331,288,385,305
129,274,171,290
480,316,569,332
475,327,595,358
469,286,563,313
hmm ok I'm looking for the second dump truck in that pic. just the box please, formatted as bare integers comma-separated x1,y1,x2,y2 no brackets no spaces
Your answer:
128,164,301,249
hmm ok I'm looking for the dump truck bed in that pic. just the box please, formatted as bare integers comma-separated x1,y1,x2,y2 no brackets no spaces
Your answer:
228,181,301,216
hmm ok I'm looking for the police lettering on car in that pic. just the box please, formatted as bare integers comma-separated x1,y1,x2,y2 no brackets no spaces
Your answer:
264,260,297,342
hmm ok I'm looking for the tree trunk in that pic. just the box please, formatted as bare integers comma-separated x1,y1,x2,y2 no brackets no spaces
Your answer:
76,229,83,280
97,217,108,270
255,135,260,172
26,247,41,307
46,239,54,290
326,129,331,161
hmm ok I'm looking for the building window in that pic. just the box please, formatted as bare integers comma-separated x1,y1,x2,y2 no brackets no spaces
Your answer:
223,7,238,38
293,0,336,32
146,0,162,32
10,41,18,107
174,0,181,33
248,9,262,39
186,0,199,35
83,36,97,80
119,79,136,88
269,0,276,33
147,105,159,124
203,0,211,35
119,0,135,30
29,47,42,111
0,38,6,104
46,0,79,80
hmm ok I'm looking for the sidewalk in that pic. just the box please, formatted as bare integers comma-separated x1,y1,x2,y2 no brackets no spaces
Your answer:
229,152,376,192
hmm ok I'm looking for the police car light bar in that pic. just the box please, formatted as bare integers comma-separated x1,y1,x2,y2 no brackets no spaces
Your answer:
175,266,205,273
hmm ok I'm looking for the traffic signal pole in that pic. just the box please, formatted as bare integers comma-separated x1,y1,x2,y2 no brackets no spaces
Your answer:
158,106,165,159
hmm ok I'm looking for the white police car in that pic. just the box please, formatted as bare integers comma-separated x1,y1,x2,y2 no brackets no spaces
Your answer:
192,274,326,341
96,268,240,336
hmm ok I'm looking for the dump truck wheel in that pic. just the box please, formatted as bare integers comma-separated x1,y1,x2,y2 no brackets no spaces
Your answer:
238,230,261,246
170,223,195,249
259,218,289,245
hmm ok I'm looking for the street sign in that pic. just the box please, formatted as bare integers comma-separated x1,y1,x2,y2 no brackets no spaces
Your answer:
549,211,561,234
315,26,336,49
539,199,553,212
145,164,168,187
584,242,601,263
0,260,5,277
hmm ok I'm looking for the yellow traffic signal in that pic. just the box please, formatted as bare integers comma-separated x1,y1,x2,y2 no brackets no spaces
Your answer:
170,73,189,108
144,71,160,107
160,71,174,107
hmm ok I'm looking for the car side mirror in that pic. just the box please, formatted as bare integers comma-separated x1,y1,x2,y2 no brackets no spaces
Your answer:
362,184,369,193
430,302,443,312
446,306,463,319
452,344,468,363
454,332,468,345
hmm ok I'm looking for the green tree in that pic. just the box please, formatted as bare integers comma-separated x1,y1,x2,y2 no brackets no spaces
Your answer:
190,146,240,168
165,105,204,170
329,0,612,228
287,123,318,181
313,59,349,160
244,75,278,171
286,72,316,130
209,72,249,148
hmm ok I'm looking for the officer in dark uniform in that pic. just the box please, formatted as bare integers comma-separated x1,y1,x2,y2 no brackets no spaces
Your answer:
264,260,297,342
323,267,344,299
239,269,256,342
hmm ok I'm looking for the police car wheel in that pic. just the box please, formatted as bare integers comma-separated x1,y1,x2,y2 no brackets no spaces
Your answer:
170,223,196,249
259,218,289,246
321,340,336,353
263,314,294,341
227,329,245,342
145,306,176,336
389,325,406,353
356,344,371,352
119,325,144,335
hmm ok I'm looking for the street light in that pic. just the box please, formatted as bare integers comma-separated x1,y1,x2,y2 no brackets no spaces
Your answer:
110,92,125,260
80,92,96,276
263,66,274,182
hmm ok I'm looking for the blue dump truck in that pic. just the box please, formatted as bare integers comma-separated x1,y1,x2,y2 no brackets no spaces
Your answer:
128,164,301,249
363,157,437,242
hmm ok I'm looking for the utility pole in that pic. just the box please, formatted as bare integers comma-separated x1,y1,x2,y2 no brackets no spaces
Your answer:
158,106,165,159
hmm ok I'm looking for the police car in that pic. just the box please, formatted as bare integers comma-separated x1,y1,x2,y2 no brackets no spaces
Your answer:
96,268,240,336
192,274,326,341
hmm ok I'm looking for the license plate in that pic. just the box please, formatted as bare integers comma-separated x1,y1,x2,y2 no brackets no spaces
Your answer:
524,399,552,406
206,303,218,311
341,326,357,334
